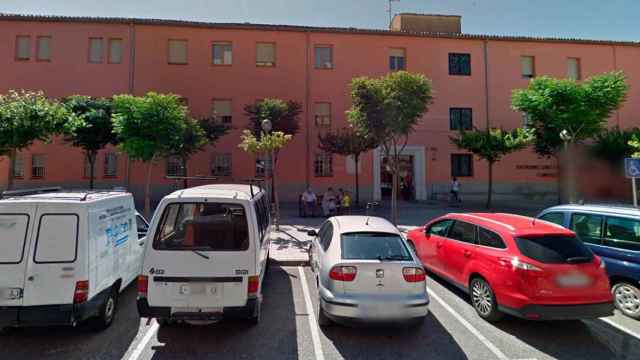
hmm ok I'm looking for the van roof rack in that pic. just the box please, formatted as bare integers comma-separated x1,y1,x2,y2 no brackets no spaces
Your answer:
1,186,62,199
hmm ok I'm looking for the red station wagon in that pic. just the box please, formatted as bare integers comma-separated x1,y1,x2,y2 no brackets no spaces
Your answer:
406,213,614,321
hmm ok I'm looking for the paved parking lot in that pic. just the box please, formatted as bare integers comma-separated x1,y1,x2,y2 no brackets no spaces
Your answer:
1,264,639,360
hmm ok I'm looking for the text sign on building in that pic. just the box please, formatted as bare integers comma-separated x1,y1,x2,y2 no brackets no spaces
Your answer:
625,158,640,178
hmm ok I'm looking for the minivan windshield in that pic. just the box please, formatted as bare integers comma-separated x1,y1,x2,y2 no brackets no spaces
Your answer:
515,235,593,264
341,232,412,261
153,203,249,251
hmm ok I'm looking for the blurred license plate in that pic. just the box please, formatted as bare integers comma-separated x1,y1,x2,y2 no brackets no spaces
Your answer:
556,273,591,287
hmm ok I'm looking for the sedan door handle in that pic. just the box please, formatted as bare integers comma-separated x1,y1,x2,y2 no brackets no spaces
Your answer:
27,275,35,281
463,250,472,258
436,242,443,249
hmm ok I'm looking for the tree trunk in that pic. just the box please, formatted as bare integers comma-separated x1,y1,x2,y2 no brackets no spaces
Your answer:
272,150,280,231
182,156,188,189
486,161,494,209
6,149,16,191
88,151,96,190
556,156,563,204
391,164,399,225
354,154,360,208
144,156,155,219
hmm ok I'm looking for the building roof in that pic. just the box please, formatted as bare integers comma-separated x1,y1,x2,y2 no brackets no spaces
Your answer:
1,12,639,47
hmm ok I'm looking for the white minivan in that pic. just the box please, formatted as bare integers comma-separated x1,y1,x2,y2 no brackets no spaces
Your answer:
137,184,272,324
0,190,149,333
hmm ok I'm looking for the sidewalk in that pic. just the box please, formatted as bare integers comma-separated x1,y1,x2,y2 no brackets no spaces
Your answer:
269,199,543,265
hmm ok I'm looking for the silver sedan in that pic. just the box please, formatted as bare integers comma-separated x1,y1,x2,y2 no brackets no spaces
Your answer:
308,216,429,327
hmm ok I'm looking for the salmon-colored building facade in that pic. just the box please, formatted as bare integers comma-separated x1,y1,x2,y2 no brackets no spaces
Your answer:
1,13,638,206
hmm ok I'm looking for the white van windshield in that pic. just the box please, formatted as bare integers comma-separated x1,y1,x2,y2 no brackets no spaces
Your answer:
153,203,250,251
0,214,29,264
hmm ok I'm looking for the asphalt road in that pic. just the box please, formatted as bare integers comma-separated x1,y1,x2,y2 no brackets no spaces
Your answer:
1,265,639,360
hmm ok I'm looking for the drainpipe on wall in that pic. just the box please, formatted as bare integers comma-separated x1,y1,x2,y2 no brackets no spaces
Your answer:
124,21,137,190
483,40,490,129
304,31,311,188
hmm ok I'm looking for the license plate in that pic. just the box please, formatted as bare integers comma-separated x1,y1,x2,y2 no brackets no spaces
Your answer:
556,273,591,287
179,283,220,296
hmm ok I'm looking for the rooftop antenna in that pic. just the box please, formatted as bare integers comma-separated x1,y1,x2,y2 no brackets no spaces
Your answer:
388,0,400,26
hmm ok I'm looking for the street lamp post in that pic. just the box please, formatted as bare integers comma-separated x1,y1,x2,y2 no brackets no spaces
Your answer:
261,119,279,231
559,129,575,204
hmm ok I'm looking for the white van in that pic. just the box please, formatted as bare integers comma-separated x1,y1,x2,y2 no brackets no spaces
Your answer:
0,190,149,333
137,184,272,325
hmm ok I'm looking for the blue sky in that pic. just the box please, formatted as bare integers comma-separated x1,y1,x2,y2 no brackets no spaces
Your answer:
1,0,638,41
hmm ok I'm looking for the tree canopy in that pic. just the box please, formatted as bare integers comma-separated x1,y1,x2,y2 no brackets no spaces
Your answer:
244,98,302,137
591,126,640,166
511,71,628,157
630,134,640,159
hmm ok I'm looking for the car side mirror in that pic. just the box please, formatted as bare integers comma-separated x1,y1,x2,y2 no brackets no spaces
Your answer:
307,229,318,237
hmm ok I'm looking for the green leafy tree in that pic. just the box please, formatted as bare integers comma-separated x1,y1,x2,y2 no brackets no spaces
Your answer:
244,98,302,136
630,134,640,159
347,71,433,224
591,126,640,167
450,128,535,208
63,96,117,190
239,129,293,230
512,71,628,202
112,92,189,217
171,117,229,188
0,90,75,190
318,128,377,207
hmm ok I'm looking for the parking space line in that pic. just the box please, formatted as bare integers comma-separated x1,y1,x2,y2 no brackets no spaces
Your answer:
428,289,509,360
298,266,326,360
599,317,640,340
125,320,159,360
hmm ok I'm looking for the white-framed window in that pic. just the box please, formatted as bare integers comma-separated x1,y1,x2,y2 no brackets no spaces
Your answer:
15,35,30,60
168,39,188,64
211,153,232,176
389,48,406,71
315,45,333,69
31,154,45,178
108,38,123,64
212,99,232,124
212,42,232,65
256,43,276,67
104,153,118,177
314,103,331,127
521,55,535,78
567,57,581,80
451,154,473,177
314,152,333,177
89,37,103,63
36,36,51,61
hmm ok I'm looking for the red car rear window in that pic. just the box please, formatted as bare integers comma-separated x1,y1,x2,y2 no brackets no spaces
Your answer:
515,235,593,264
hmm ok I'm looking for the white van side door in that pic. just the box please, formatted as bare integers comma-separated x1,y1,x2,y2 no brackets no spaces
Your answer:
23,204,85,306
0,205,36,307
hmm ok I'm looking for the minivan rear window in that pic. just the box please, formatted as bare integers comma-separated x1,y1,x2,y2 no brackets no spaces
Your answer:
0,214,29,264
515,235,593,264
153,203,249,251
341,232,412,261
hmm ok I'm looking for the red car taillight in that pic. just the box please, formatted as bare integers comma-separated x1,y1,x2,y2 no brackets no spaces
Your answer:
247,275,260,296
137,275,148,298
499,257,542,272
329,266,357,282
403,267,426,282
73,280,89,304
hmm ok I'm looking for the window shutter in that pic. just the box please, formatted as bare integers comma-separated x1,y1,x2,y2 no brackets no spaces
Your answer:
109,39,123,64
37,37,51,60
256,43,275,65
567,58,580,80
390,48,405,57
89,38,103,63
212,100,232,117
168,40,187,64
521,56,534,77
16,36,30,60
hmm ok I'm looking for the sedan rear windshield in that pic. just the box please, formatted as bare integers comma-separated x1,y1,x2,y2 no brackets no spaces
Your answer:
153,202,249,251
341,232,412,261
515,235,593,264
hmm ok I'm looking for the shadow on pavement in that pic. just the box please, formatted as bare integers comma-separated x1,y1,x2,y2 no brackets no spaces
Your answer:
0,284,141,360
427,268,640,360
151,266,298,360
320,313,468,360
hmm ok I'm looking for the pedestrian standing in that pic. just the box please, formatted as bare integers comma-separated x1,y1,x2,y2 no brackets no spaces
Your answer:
301,187,317,217
450,177,461,204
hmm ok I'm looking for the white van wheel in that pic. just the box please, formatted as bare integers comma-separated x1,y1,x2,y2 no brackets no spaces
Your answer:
91,287,118,330
249,300,262,325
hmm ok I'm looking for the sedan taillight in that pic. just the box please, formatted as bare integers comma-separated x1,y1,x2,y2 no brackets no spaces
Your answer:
329,266,357,282
403,267,426,282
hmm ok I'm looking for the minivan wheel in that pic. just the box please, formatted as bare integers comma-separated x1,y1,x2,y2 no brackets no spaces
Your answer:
613,282,640,319
248,300,262,325
470,278,503,322
91,287,118,330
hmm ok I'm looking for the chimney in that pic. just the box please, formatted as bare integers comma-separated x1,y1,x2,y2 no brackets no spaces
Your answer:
390,14,462,34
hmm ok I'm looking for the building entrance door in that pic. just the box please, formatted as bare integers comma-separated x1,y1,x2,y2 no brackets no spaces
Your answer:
381,155,415,200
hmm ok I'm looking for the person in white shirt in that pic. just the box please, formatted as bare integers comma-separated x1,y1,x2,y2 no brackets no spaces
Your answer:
322,187,337,216
301,188,317,217
450,177,461,203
